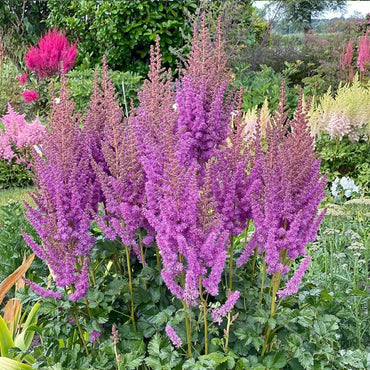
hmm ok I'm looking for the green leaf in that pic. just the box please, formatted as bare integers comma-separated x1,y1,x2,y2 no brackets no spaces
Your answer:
263,351,287,369
0,315,14,356
0,357,32,369
298,351,314,369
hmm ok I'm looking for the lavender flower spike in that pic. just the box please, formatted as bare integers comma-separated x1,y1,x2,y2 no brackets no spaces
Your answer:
211,290,240,325
165,325,182,348
277,256,311,298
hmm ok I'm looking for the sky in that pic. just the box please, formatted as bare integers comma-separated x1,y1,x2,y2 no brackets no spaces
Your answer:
254,1,370,19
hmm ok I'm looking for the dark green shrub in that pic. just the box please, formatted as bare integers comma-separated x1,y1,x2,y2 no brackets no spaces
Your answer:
0,157,33,190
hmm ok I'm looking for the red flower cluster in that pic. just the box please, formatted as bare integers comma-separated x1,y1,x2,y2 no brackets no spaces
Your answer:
25,28,77,78
22,89,39,103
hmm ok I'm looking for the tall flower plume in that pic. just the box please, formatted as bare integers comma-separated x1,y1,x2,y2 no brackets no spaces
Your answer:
25,28,77,78
23,76,95,300
91,59,153,260
237,87,327,279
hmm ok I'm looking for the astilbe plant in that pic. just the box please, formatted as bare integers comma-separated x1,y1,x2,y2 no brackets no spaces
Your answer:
24,28,77,79
0,103,45,162
23,77,96,301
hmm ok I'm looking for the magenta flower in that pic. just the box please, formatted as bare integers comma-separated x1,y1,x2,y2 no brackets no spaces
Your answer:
211,290,240,324
22,90,39,103
25,28,77,78
277,256,311,298
165,325,182,348
23,278,62,299
16,73,28,85
89,330,102,343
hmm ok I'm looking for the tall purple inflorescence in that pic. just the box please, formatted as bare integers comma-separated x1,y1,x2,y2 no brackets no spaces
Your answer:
175,17,240,170
237,86,327,286
135,29,233,306
91,61,153,260
23,76,95,300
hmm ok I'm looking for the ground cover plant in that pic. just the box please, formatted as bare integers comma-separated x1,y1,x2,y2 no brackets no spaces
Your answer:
0,12,369,370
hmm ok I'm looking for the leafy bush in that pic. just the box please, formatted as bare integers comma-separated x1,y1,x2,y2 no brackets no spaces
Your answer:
0,157,32,190
66,68,142,112
46,0,198,73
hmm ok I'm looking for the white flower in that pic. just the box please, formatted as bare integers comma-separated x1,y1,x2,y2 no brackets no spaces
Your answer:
54,98,61,104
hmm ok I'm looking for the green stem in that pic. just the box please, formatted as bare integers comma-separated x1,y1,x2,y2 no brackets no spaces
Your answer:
125,245,136,332
258,257,267,308
183,301,193,358
251,248,258,279
224,312,232,352
228,235,234,290
74,312,89,356
155,246,161,268
199,278,208,355
138,229,147,289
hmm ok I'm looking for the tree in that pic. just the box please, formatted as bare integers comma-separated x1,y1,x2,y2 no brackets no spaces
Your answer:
281,0,346,33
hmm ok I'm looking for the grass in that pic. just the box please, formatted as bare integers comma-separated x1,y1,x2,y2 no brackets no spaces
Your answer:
0,186,34,207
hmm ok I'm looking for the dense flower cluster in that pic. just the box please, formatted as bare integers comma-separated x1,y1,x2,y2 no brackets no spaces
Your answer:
23,77,96,300
237,90,327,278
0,103,45,161
25,28,77,78
357,31,370,72
165,325,182,348
309,75,370,141
23,19,326,307
22,90,39,103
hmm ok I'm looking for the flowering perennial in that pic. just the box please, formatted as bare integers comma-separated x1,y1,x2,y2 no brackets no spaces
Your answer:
23,77,95,300
165,325,182,348
211,290,240,324
237,90,326,281
22,90,39,103
25,28,77,78
0,103,45,161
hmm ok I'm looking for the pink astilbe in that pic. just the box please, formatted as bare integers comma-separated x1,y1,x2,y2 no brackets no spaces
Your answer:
23,77,96,301
22,90,39,103
357,31,370,72
25,28,77,78
0,103,45,161
340,40,354,82
237,88,327,279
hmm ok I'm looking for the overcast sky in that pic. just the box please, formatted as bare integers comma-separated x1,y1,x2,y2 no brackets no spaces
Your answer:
254,1,370,19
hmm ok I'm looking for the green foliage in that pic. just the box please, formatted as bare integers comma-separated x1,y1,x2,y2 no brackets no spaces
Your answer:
0,200,46,284
233,64,298,112
0,158,33,190
66,68,142,112
315,135,370,195
0,0,50,69
46,0,198,73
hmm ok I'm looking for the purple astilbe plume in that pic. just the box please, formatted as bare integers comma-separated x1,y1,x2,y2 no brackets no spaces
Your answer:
91,63,153,260
211,290,240,324
175,16,240,169
165,325,182,348
237,86,327,280
277,256,311,298
23,76,96,301
210,109,258,236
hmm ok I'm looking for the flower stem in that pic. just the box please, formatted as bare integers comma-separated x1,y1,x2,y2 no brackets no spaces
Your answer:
74,312,89,356
199,278,208,355
183,301,193,358
228,235,234,290
258,256,267,308
125,245,136,332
